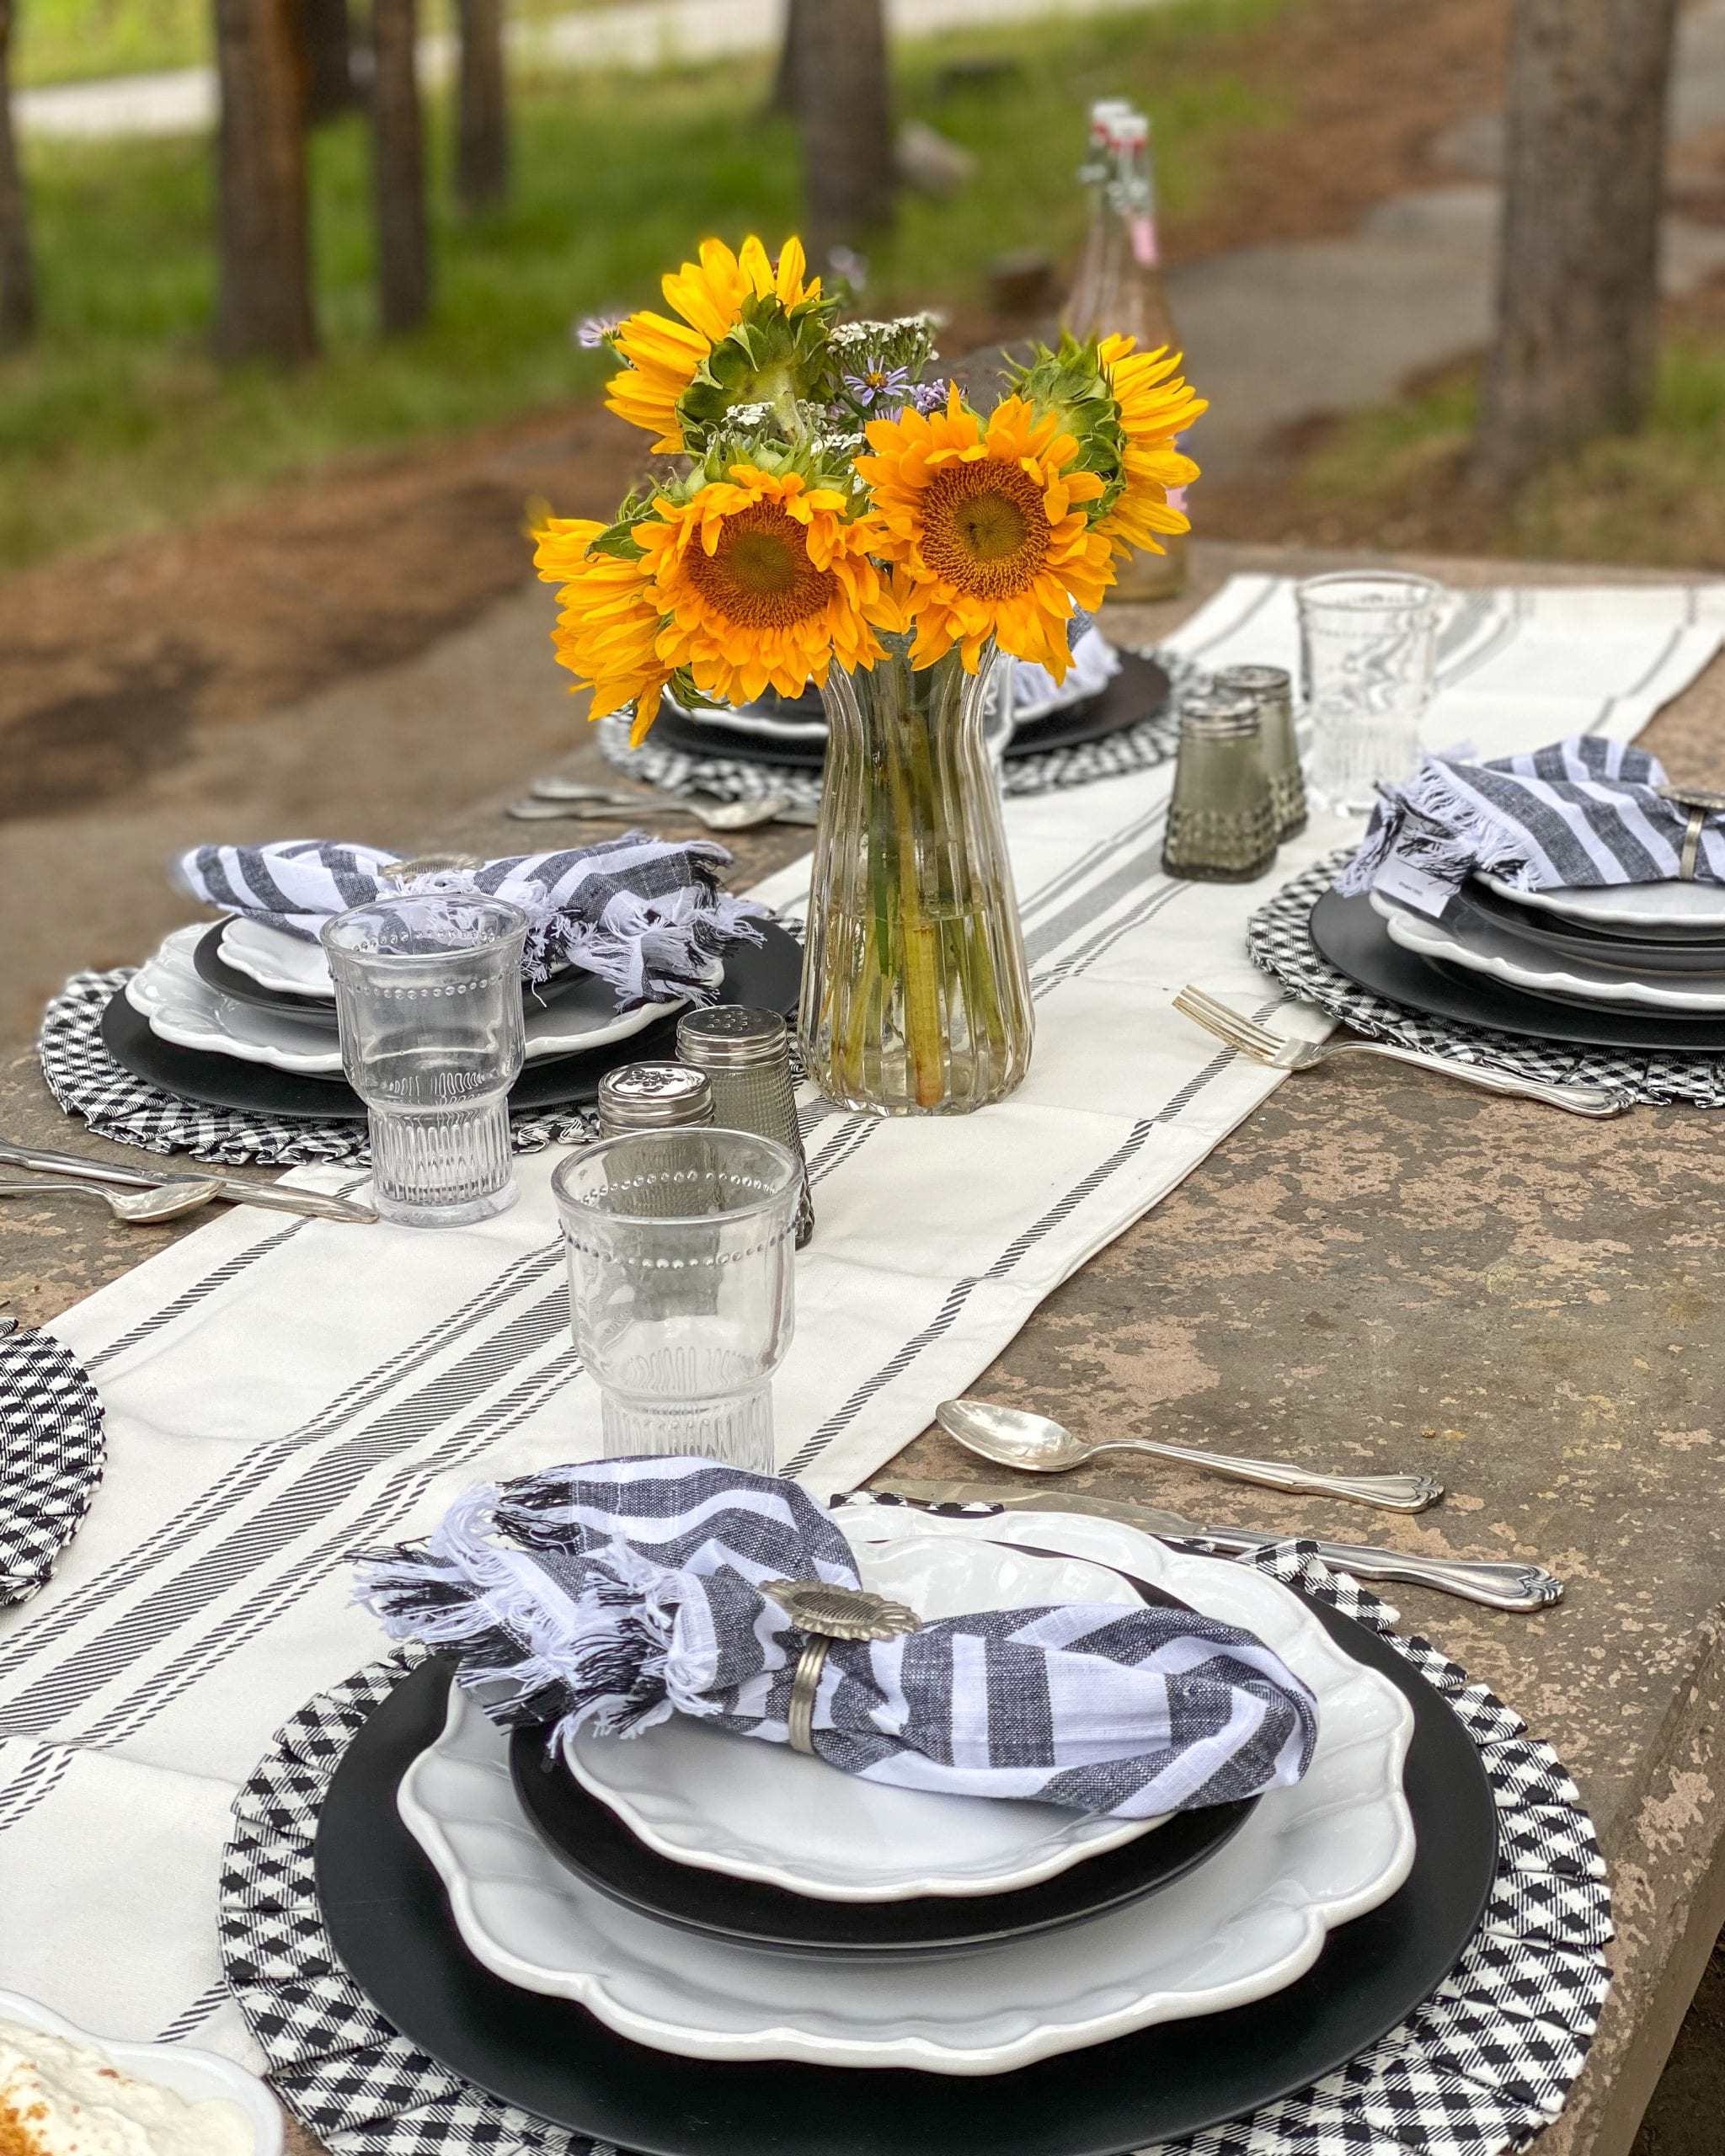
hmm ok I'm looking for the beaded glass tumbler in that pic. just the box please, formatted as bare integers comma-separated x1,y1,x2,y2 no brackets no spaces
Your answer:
553,1129,801,1474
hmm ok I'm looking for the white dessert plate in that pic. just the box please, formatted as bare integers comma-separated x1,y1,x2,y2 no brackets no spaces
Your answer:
398,1511,1415,2073
1476,870,1725,934
129,927,673,1071
0,1988,282,2156
220,917,339,996
565,1532,1162,1902
1373,891,1725,1012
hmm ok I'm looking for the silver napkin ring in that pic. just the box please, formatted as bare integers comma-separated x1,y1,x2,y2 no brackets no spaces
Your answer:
762,1577,923,1759
1655,784,1725,881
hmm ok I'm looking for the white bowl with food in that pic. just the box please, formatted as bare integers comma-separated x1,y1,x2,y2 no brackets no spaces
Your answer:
0,1991,281,2156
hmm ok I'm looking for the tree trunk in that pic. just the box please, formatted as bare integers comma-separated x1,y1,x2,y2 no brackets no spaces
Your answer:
455,0,509,211
0,0,35,350
796,0,894,264
769,0,811,115
300,0,356,123
370,0,430,334
1474,0,1680,490
212,0,318,366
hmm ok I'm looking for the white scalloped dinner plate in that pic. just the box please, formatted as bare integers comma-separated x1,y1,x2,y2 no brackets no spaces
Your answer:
397,1509,1415,2073
1375,894,1725,1011
127,927,671,1070
1476,870,1725,933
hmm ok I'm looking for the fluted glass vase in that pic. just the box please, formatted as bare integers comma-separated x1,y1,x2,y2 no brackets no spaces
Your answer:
798,639,1033,1116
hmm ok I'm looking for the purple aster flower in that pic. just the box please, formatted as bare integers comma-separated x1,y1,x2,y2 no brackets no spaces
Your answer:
910,377,951,415
843,358,913,409
572,312,623,350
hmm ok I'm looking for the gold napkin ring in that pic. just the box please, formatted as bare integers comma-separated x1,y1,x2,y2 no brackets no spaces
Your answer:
762,1578,923,1759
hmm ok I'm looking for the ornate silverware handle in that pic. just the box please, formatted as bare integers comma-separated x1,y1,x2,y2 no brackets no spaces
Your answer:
1194,1525,1562,1612
1096,1438,1440,1513
1328,1043,1626,1118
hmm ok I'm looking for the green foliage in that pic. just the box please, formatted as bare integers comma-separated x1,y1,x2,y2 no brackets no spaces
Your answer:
0,0,1291,572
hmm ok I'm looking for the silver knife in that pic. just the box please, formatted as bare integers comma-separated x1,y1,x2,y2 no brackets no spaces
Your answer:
861,1476,1563,1613
0,1142,377,1225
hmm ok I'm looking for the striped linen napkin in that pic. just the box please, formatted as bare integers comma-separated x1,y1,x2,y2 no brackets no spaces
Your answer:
355,1456,1318,1819
175,834,765,1001
1338,735,1725,918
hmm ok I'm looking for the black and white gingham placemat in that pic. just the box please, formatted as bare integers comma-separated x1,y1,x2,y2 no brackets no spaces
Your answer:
38,969,602,1169
0,1329,106,1609
1251,854,1725,1109
219,1538,1610,2156
595,650,1199,808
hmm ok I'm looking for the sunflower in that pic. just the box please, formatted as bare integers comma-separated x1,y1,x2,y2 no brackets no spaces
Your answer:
535,466,895,735
534,516,676,746
642,463,897,706
1092,335,1208,558
856,390,1114,677
606,236,823,453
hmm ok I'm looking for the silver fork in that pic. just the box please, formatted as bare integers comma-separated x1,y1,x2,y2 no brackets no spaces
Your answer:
1173,986,1629,1118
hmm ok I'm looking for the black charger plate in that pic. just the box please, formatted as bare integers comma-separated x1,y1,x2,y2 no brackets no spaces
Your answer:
312,1590,1497,2156
508,1727,1255,1956
646,654,1172,773
191,923,660,1030
1310,887,1725,1051
100,921,804,1123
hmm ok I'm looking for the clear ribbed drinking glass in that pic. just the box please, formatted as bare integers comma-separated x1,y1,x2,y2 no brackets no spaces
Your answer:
1297,571,1442,816
553,1129,800,1475
321,893,526,1230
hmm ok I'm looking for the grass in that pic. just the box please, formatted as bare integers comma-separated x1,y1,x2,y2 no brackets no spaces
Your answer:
0,0,1291,574
1273,328,1725,571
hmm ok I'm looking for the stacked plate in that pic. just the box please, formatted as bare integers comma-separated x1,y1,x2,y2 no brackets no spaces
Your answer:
97,916,804,1123
312,1504,1501,2155
1311,873,1725,1052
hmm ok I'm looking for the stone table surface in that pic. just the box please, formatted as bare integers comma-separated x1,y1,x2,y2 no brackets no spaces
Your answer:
4,539,1725,2156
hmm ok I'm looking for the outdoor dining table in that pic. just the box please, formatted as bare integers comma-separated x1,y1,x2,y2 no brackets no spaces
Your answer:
3,538,1723,2156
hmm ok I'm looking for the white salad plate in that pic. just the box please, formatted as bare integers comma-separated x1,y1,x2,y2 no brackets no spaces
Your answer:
219,918,340,997
398,1509,1416,2074
0,1988,283,2156
1476,870,1725,933
1374,892,1725,1012
564,1533,1165,1902
128,927,673,1071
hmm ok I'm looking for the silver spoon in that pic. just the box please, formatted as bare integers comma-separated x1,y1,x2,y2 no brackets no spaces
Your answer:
935,1398,1443,1513
0,1176,225,1225
506,793,796,831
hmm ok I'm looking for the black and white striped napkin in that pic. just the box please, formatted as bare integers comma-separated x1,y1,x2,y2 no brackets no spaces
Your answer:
355,1458,1319,1818
1339,735,1725,918
177,834,766,1003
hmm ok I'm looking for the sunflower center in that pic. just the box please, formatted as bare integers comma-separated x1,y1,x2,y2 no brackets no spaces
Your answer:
686,503,834,628
920,461,1050,599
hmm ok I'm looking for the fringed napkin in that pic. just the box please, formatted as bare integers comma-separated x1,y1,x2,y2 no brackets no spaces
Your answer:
355,1458,1318,1819
1338,735,1725,917
176,834,765,1002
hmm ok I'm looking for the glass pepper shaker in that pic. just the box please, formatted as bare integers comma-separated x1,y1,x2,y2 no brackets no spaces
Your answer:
676,1006,814,1248
1214,663,1307,839
1162,688,1279,883
595,1063,716,1220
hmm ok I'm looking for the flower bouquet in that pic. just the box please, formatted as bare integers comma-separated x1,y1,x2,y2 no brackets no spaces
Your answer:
537,234,1205,1115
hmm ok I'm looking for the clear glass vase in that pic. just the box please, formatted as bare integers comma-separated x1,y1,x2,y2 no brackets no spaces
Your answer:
798,639,1034,1116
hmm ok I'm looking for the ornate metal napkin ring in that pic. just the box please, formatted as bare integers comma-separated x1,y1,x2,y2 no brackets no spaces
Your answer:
761,1579,922,1756
1655,784,1725,880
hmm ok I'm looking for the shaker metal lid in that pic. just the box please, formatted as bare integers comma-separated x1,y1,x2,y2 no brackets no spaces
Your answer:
596,1061,714,1126
1213,664,1292,698
676,1004,789,1068
1178,686,1261,739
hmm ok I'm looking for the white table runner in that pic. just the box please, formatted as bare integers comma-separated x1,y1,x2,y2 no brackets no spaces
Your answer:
3,573,1718,2062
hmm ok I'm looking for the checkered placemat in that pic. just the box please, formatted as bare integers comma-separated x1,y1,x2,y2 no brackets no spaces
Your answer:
37,969,601,1169
1250,854,1725,1109
219,1537,1610,2156
594,650,1199,808
0,1329,106,1609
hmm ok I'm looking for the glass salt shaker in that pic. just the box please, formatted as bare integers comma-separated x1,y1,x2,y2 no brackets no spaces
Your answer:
676,1006,814,1248
1162,688,1279,883
1214,663,1307,839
